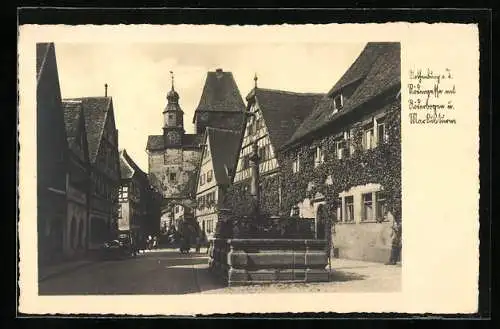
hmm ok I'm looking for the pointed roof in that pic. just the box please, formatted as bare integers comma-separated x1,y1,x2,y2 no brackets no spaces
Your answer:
62,97,113,163
192,69,245,123
36,43,53,84
206,127,241,186
120,149,147,180
249,88,324,150
286,42,401,147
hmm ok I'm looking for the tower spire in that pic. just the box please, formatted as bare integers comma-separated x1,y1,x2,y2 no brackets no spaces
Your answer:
170,70,175,91
254,73,258,89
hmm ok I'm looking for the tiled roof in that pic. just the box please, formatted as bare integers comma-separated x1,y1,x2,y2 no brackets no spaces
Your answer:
286,42,401,147
63,97,112,163
253,88,324,150
206,127,241,186
146,133,203,151
192,69,246,123
119,150,135,179
146,135,164,151
62,101,82,138
61,100,84,153
36,43,52,83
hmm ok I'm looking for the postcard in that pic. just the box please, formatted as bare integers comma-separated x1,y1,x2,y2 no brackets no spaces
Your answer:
18,22,479,315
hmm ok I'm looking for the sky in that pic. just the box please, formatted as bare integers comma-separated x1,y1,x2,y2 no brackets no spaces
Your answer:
54,42,366,171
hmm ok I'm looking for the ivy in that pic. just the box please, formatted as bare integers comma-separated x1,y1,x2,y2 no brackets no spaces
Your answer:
281,99,402,223
224,99,401,227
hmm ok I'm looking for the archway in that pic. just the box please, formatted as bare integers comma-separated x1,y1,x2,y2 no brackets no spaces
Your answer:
78,219,85,250
70,216,77,250
315,204,327,239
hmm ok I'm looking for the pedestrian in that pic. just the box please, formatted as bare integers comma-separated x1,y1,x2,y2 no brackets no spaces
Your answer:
153,236,158,249
195,235,201,253
386,218,402,265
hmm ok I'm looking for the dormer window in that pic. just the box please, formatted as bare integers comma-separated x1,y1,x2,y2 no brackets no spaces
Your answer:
332,94,343,114
292,154,300,173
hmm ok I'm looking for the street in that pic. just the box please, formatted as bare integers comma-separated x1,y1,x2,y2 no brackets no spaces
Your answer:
39,249,224,295
39,249,401,295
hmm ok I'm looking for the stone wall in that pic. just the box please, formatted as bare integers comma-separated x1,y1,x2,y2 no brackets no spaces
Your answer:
209,238,329,286
148,148,201,199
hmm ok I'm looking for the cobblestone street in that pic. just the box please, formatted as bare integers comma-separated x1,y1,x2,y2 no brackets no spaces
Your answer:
39,249,401,295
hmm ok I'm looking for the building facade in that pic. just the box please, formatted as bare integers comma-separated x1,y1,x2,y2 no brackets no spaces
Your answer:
36,43,69,266
147,69,245,223
63,96,121,249
192,68,246,135
146,78,202,221
62,101,91,258
281,42,402,263
118,149,150,244
195,127,240,240
227,82,323,217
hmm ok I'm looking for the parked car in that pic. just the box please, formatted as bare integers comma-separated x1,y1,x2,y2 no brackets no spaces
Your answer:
99,239,129,260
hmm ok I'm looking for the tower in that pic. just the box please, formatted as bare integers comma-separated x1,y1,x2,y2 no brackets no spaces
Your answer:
163,71,185,147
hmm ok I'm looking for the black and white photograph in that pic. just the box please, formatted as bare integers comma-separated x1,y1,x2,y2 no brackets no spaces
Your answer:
19,23,480,315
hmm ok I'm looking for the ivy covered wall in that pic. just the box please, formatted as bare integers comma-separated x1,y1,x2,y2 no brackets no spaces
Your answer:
223,97,401,226
280,98,402,224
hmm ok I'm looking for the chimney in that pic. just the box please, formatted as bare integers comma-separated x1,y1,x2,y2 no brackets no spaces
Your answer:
105,83,108,97
215,68,223,78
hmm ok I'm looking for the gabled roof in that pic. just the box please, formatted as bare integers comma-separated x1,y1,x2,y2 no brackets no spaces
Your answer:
286,42,401,147
192,69,245,123
36,43,52,84
249,88,324,150
206,127,241,186
120,149,147,180
119,150,135,179
146,133,203,151
63,97,113,163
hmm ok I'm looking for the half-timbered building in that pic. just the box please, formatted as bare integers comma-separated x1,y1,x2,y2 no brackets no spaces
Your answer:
118,149,150,245
195,127,241,240
229,80,324,216
63,94,121,250
61,101,91,258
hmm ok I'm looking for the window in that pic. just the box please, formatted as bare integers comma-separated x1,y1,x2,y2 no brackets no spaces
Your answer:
333,94,343,112
203,145,210,159
377,122,388,145
335,138,347,160
292,154,300,173
376,191,388,220
314,146,325,167
242,154,250,169
117,204,122,218
345,196,354,222
336,198,343,222
291,205,299,217
175,206,179,214
362,123,375,150
169,172,177,183
362,193,373,221
207,170,213,183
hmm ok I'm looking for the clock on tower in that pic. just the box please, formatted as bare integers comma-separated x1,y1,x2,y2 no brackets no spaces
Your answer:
167,131,181,145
